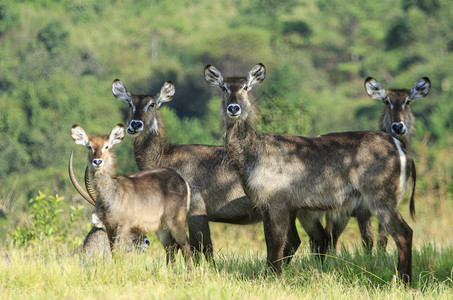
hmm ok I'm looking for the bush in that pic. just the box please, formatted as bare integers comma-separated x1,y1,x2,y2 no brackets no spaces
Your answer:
385,17,414,50
9,192,84,247
37,20,69,53
0,0,19,36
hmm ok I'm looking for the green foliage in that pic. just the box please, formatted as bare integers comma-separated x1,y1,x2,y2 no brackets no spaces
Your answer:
258,95,311,135
198,27,272,69
64,0,108,23
9,192,84,247
282,20,312,38
385,17,414,50
37,20,69,52
403,0,441,13
0,0,452,249
257,63,312,134
161,107,218,145
0,0,19,36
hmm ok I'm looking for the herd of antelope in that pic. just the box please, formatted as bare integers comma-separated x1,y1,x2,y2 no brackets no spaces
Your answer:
69,63,430,284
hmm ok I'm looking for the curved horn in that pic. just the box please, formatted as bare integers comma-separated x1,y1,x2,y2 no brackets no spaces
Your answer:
84,166,97,202
68,151,96,206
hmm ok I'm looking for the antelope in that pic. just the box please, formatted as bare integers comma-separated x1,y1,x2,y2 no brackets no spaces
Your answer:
365,76,430,146
325,77,429,252
111,79,329,262
205,63,416,284
74,212,150,260
69,124,193,269
69,161,150,259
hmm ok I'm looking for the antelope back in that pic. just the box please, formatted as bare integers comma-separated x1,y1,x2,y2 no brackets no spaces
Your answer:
364,77,430,144
112,79,175,136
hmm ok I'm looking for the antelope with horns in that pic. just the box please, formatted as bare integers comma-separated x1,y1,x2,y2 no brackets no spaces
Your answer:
69,124,193,269
111,79,330,262
205,63,416,284
326,77,429,252
69,157,150,259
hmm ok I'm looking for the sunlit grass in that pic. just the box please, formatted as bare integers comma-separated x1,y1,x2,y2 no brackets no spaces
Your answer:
1,240,452,299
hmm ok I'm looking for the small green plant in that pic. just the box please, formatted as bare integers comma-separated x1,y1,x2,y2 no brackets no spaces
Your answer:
9,191,84,247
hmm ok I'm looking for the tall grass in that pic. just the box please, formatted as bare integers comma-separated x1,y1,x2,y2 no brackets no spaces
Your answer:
1,241,452,299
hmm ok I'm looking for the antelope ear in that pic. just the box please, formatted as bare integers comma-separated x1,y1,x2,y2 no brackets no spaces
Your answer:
71,125,90,147
155,81,175,106
247,63,266,90
112,79,132,104
364,77,387,101
204,65,224,88
410,77,430,99
109,124,125,146
91,213,105,229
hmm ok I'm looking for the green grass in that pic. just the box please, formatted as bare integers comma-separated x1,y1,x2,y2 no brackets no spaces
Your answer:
1,242,451,299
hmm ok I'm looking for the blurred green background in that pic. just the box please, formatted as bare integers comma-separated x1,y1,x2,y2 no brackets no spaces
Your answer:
0,0,452,248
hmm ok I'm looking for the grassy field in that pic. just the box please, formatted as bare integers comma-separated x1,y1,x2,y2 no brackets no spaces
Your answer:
1,222,452,300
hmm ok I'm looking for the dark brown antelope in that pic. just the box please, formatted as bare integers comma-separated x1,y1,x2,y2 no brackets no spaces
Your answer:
326,77,429,252
69,124,193,269
365,76,430,146
111,79,329,262
205,63,416,284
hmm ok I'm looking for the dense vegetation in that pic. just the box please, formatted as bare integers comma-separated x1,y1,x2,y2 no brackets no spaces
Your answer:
0,1,452,295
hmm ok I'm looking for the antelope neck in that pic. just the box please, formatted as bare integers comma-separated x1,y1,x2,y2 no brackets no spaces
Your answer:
133,115,169,171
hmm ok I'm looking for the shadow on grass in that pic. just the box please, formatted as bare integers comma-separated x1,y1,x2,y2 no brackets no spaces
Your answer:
211,244,453,290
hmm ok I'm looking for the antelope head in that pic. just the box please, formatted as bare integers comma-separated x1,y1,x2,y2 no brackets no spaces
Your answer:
364,77,430,140
204,64,266,124
71,124,125,173
112,79,175,136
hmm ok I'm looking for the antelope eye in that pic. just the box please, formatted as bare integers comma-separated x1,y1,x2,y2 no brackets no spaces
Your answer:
88,145,93,150
149,102,155,108
104,145,108,150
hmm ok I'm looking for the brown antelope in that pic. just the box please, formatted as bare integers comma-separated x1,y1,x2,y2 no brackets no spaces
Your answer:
69,162,150,259
326,77,429,252
69,124,193,269
365,76,430,146
205,63,416,284
111,79,329,262
73,212,150,260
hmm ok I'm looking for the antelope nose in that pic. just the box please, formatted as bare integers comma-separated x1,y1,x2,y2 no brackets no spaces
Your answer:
391,123,406,134
130,120,143,130
92,159,103,167
227,104,241,115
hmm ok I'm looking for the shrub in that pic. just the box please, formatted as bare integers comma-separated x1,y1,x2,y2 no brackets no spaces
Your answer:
9,192,84,247
37,20,69,53
0,0,19,36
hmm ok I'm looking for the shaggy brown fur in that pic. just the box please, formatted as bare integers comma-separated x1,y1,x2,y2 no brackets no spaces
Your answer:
111,79,322,263
205,63,415,284
325,77,429,252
